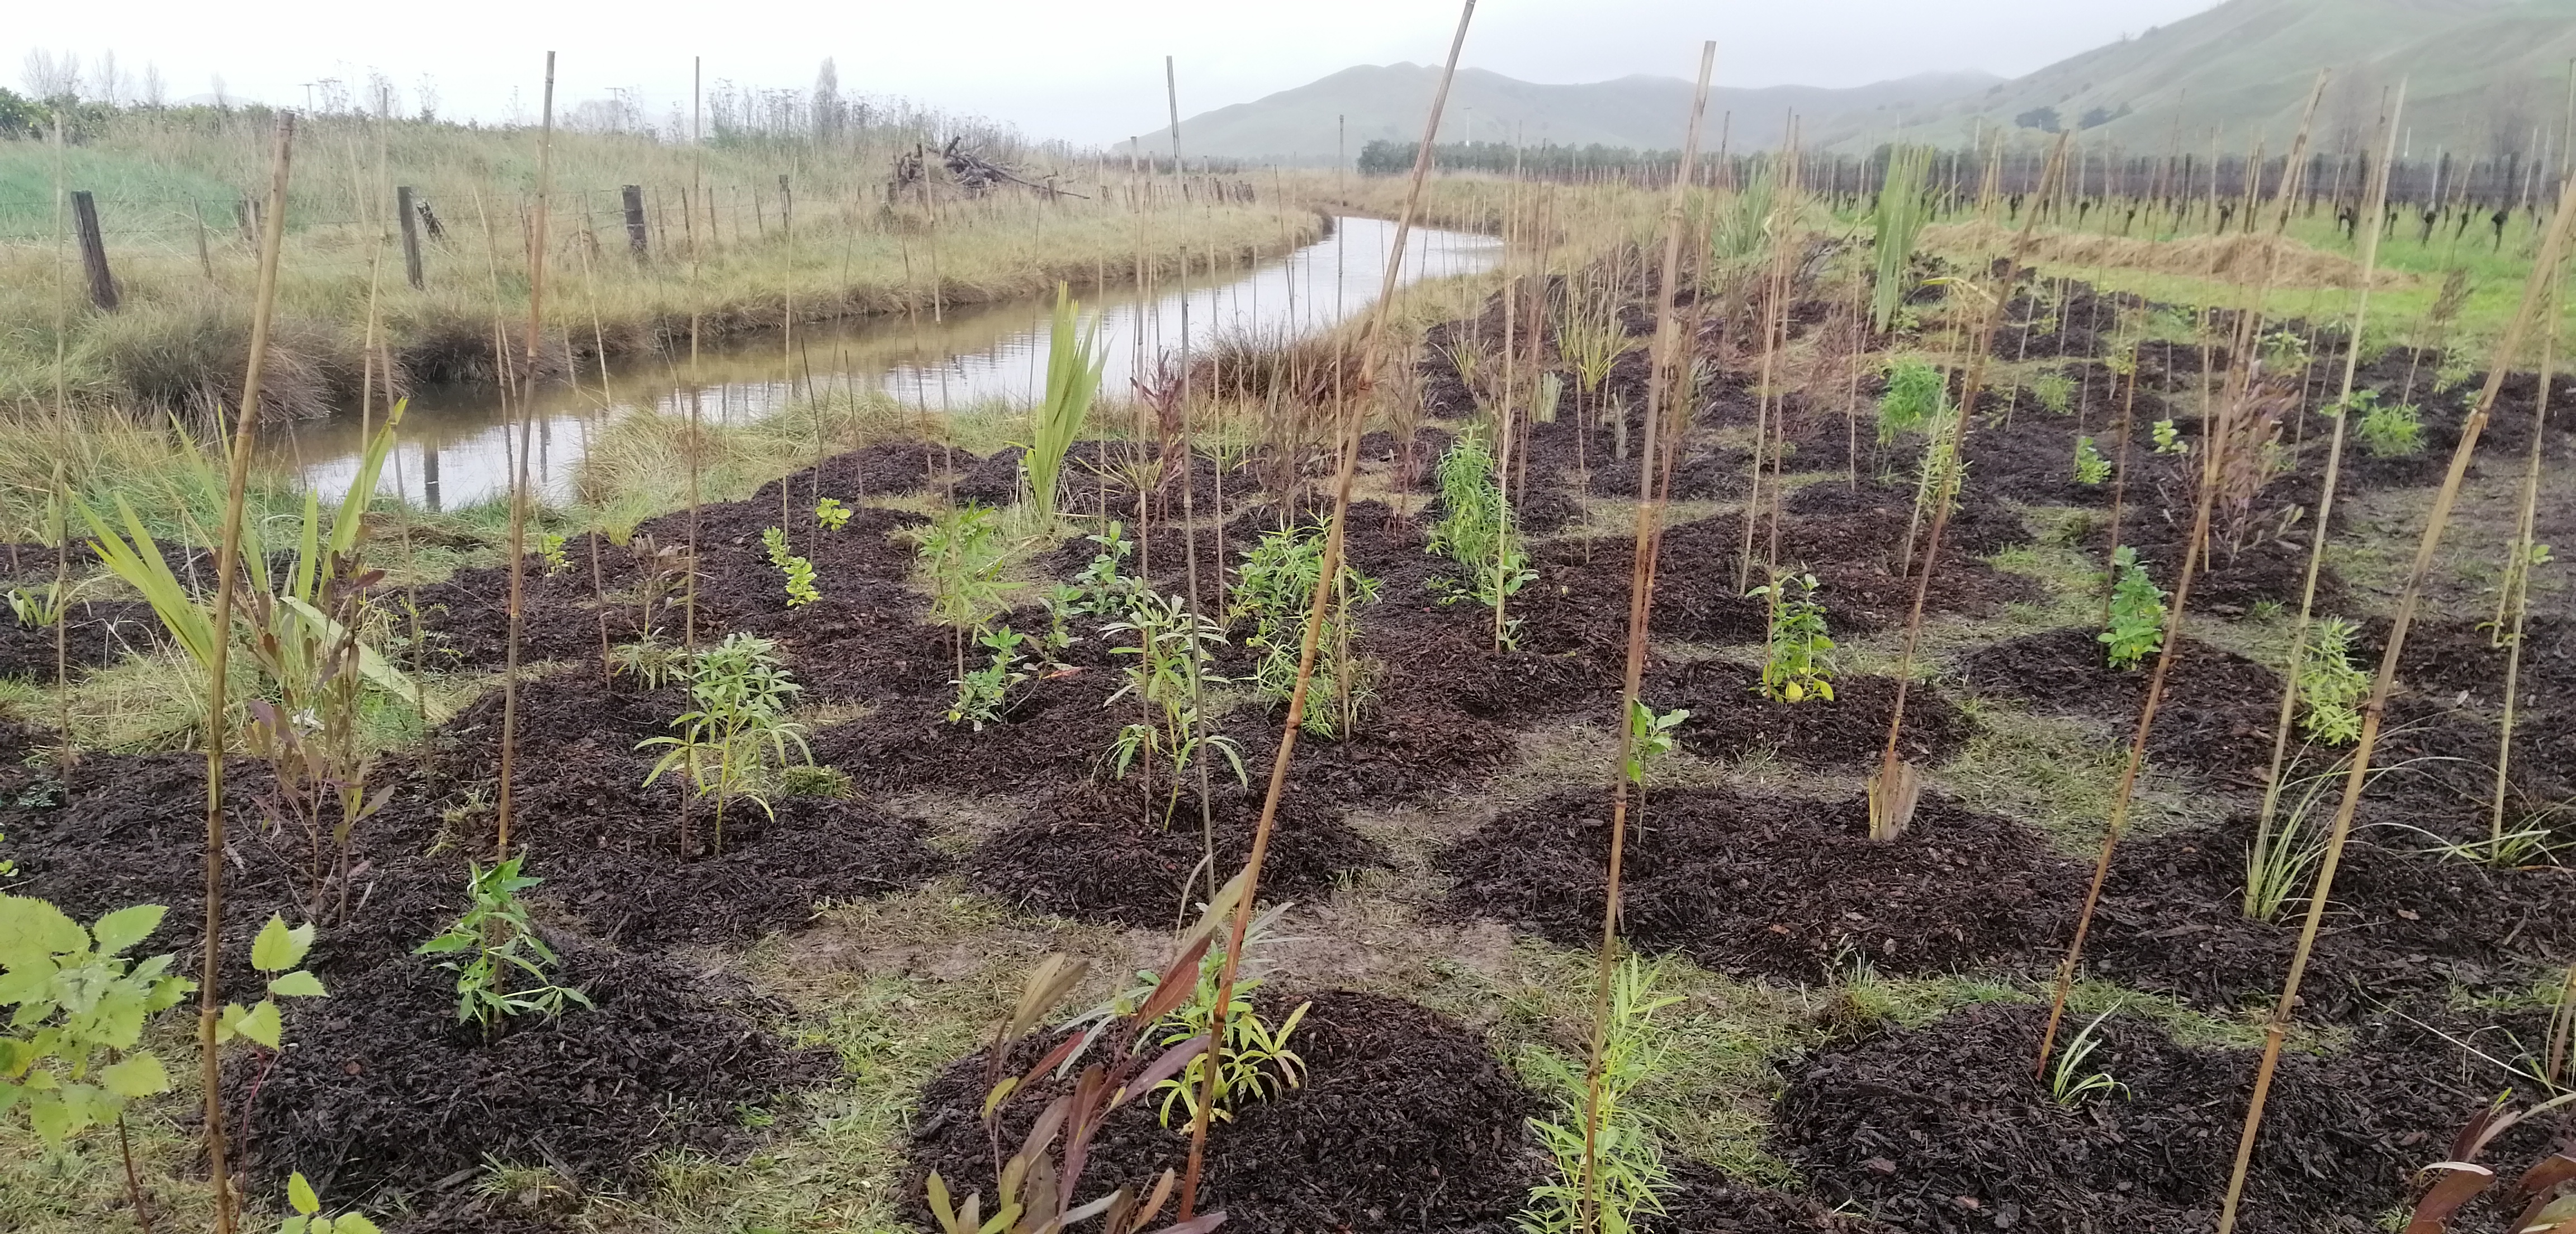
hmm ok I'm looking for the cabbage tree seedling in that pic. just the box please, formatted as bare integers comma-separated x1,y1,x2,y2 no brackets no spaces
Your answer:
2100,547,2167,670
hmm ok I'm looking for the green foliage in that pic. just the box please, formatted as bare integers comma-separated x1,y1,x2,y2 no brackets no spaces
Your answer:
907,502,1012,638
1104,592,1246,819
1912,410,1969,518
0,896,192,1145
777,763,853,799
1555,281,1639,400
278,1171,382,1234
2351,391,2426,458
2048,1009,2130,1105
1148,950,1308,1128
1232,523,1382,738
1427,428,1533,638
2244,762,2347,922
638,633,813,849
7,582,65,630
534,531,570,577
813,497,851,533
1870,147,1935,334
949,624,1029,731
1876,358,1948,444
1519,956,1680,1234
415,857,590,1032
1748,572,1836,703
2073,435,2112,486
2150,418,2187,455
1711,158,1777,268
1624,700,1690,786
2029,370,2077,416
2101,547,2168,670
761,526,820,607
215,913,327,1051
1025,284,1109,525
606,635,688,690
2297,617,2371,745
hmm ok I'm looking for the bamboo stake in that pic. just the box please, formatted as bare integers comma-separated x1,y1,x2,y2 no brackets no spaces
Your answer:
2491,285,2556,846
197,111,293,1234
1579,44,1715,1234
496,53,555,859
2213,150,2576,1234
1176,1,1479,1218
2039,75,2331,1072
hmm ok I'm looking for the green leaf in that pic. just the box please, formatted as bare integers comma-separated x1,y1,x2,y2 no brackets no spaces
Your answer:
333,1216,380,1234
87,905,167,957
289,1171,321,1216
0,895,85,973
250,916,315,972
100,1051,171,1098
25,1088,78,1143
267,970,328,999
229,999,282,1049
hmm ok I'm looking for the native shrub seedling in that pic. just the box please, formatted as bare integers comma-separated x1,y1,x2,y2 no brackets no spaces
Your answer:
639,633,813,854
2353,391,2426,458
535,531,570,577
2100,547,2168,670
2296,617,2370,744
415,857,591,1034
1428,428,1533,643
2151,418,2187,455
277,1171,381,1234
761,526,819,607
2073,435,2112,486
0,896,193,1147
1105,592,1246,822
1748,572,1835,703
907,502,1014,684
813,497,851,532
1232,523,1381,738
1876,357,1947,444
950,624,1030,731
1519,955,1679,1234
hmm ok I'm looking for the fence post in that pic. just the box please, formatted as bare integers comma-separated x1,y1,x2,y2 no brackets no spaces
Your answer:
622,184,650,258
191,196,214,281
778,173,792,237
396,185,425,290
70,191,118,311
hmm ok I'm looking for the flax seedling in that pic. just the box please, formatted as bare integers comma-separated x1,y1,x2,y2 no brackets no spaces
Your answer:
2151,418,2187,454
2296,617,2370,744
1025,283,1109,526
1556,282,1640,455
6,582,65,630
949,624,1029,731
2048,1008,2129,1106
414,857,590,1034
1521,956,1679,1234
760,526,819,607
1748,572,1835,702
1232,524,1380,738
638,633,813,855
2073,435,2112,485
813,497,850,533
1869,146,1934,334
2100,547,2167,670
1427,428,1532,646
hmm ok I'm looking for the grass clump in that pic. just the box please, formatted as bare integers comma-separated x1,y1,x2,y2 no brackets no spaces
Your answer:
1428,427,1533,641
1876,357,1947,444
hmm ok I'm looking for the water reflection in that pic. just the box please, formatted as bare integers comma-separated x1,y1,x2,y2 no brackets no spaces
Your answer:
269,217,1500,509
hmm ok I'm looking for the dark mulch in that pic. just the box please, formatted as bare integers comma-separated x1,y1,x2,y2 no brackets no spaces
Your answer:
1655,1164,1896,1234
405,552,635,671
2362,615,2576,720
968,781,1380,928
236,936,838,1214
0,599,164,677
1440,788,2078,982
905,990,1542,1234
1649,659,1976,770
1957,628,2289,782
1774,1002,2568,1234
755,440,957,505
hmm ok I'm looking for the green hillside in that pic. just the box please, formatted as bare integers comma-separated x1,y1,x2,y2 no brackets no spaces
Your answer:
1830,0,2576,156
1125,64,2000,164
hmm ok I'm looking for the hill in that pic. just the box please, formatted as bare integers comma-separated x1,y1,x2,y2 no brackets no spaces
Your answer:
1829,0,2576,156
1123,64,2001,164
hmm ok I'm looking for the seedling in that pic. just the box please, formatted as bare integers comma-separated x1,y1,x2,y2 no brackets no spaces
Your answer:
277,1172,381,1234
1876,357,1947,444
1427,428,1533,642
2355,392,2426,458
777,764,853,799
2393,1092,2576,1234
2029,369,2076,416
6,582,65,630
1748,572,1836,703
1024,283,1109,525
1519,955,1679,1234
2100,547,2167,670
813,496,851,532
2296,617,2370,745
2047,1008,2129,1106
1104,592,1246,822
761,526,820,607
906,502,1012,681
607,635,688,690
535,531,570,577
415,857,591,1034
1624,700,1690,786
0,896,195,1147
638,633,814,854
2243,757,2386,922
2151,418,2187,454
950,624,1030,730
2073,435,2112,486
1232,523,1381,738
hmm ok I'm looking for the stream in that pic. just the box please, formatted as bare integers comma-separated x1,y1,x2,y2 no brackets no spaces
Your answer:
269,216,1501,510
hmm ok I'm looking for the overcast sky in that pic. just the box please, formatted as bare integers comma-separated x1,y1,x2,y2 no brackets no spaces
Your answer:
15,0,2223,145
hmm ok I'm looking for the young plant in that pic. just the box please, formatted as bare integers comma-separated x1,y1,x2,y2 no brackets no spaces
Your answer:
6,582,65,630
2392,1093,2576,1234
607,636,688,690
1068,903,1310,1129
2354,391,2426,458
2073,435,2112,486
2243,759,2371,922
1876,357,1947,445
1104,592,1246,823
277,1172,381,1234
2047,1008,2129,1106
2029,369,2077,416
906,502,1013,682
638,633,814,855
1025,283,1110,525
535,531,570,577
1231,523,1381,738
813,496,851,533
1748,572,1836,703
2295,616,2370,745
761,526,820,607
2100,547,2168,670
950,624,1030,731
414,856,591,1034
2150,418,2187,455
1869,147,1934,334
1911,411,1969,525
1427,428,1533,641
1519,955,1680,1234
0,896,194,1146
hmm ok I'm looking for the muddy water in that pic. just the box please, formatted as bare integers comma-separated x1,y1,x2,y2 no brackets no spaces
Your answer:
270,217,1499,510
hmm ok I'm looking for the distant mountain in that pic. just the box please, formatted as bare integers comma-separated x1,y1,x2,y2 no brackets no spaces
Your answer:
1830,0,2576,156
1124,64,2002,164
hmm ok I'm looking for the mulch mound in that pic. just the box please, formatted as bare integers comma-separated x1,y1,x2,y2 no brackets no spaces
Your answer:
1441,788,2078,982
1774,1002,2568,1234
1957,628,2288,781
1650,660,1977,770
905,990,1542,1234
968,781,1380,928
0,599,164,678
1656,1164,1896,1234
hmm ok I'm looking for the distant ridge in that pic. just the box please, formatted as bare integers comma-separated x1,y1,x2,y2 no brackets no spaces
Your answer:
1123,64,2002,164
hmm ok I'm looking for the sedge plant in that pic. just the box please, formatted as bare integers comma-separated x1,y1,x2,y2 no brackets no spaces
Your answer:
2048,1008,2130,1106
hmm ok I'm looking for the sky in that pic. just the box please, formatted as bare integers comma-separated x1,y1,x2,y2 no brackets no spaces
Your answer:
13,0,2225,145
